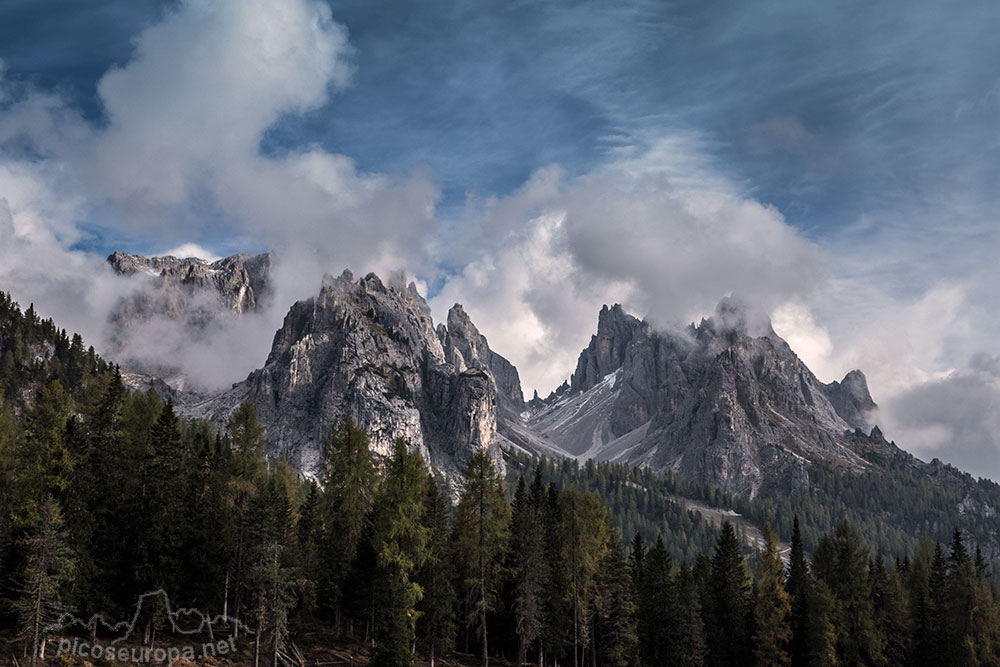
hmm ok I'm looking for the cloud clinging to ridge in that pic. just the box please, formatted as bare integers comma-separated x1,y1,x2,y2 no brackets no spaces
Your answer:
1,0,1000,479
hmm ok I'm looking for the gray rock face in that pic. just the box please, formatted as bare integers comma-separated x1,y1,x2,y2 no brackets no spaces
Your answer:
104,250,888,497
439,304,525,422
515,298,880,497
107,251,271,317
823,369,878,431
570,304,647,394
191,271,505,477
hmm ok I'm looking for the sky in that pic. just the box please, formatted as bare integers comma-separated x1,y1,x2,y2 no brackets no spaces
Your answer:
0,0,999,478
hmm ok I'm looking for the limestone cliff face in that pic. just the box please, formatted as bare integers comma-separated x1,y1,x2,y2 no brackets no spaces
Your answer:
517,298,880,497
438,304,525,422
107,251,271,317
105,249,890,498
193,272,503,476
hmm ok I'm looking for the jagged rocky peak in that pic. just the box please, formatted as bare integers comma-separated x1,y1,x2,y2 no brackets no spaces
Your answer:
441,303,525,419
198,270,508,477
824,368,877,431
570,303,647,393
514,296,886,498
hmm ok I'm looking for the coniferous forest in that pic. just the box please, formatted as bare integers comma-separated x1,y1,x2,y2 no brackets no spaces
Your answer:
3,292,1000,667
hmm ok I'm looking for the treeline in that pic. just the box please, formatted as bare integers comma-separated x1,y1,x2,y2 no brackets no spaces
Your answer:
0,291,108,404
3,369,1000,666
506,447,1000,569
506,453,732,563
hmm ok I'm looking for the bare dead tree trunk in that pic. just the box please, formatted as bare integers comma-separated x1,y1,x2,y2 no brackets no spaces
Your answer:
29,583,41,667
481,562,488,667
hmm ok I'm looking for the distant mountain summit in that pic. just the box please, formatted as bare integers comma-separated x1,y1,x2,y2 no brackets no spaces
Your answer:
105,251,272,384
107,251,271,316
507,298,883,497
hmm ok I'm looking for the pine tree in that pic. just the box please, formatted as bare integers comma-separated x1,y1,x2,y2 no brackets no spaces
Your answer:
452,450,510,667
638,535,674,666
511,476,549,666
753,523,791,667
812,521,880,665
320,417,378,628
223,403,268,630
870,554,908,667
674,562,707,667
417,477,457,667
371,439,430,667
707,521,752,667
786,516,810,667
17,497,76,667
595,530,639,667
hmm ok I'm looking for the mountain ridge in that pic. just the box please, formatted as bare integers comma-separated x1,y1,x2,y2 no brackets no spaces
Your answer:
510,297,882,496
96,252,966,504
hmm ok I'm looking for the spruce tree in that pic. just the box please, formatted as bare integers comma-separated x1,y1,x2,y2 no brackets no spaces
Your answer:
417,477,457,667
925,543,950,667
707,521,752,667
539,476,569,666
143,398,189,595
595,530,639,667
295,481,322,617
870,554,909,667
251,542,296,667
452,450,510,667
223,402,268,629
674,562,707,667
320,417,378,628
813,521,881,665
628,531,645,596
13,380,73,523
371,438,430,667
786,516,809,667
511,477,548,666
638,535,674,666
803,579,838,667
946,529,975,665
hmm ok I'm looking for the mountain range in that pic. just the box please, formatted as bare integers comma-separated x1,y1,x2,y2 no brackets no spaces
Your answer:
107,250,913,500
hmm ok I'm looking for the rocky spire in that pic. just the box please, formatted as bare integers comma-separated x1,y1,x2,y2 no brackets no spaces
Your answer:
570,304,646,393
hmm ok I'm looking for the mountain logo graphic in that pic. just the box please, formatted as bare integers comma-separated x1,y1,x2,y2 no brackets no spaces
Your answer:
43,590,254,644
